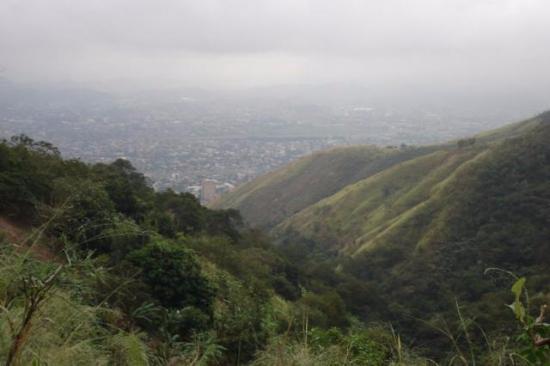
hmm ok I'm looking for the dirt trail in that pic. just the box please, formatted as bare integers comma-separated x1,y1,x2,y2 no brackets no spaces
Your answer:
0,216,61,262
0,216,26,244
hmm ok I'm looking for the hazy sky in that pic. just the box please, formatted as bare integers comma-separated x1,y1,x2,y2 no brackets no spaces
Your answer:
1,0,550,91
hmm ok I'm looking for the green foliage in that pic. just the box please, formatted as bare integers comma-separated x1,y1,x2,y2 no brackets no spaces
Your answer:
251,324,414,366
180,332,226,366
217,112,550,362
506,277,550,365
207,266,273,363
128,238,214,310
308,326,389,365
299,291,348,328
0,135,293,364
110,332,149,366
100,216,148,262
152,189,243,240
0,135,63,220
509,277,527,323
457,137,477,148
93,158,154,222
0,247,110,365
187,232,301,302
154,189,205,235
1,111,550,365
48,177,116,250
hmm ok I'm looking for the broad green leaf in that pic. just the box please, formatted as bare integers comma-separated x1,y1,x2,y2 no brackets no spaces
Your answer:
511,277,526,301
509,277,527,323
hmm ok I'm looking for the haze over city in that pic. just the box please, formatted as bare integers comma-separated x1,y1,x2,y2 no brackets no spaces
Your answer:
1,0,550,197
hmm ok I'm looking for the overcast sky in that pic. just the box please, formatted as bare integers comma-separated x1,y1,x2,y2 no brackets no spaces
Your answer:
1,0,550,92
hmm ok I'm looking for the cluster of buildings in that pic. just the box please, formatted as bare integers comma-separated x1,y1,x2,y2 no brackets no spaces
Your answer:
1,83,518,200
193,179,236,205
184,179,236,204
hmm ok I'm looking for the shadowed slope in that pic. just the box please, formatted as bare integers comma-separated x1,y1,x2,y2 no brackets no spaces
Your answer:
215,145,437,229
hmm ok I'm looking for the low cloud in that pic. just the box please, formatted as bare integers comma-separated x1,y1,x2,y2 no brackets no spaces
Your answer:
1,0,549,91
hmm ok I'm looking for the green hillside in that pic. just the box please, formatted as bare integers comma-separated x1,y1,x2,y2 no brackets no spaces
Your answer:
474,112,546,143
0,134,441,365
276,112,550,256
1,113,549,365
217,113,548,233
348,114,550,347
275,147,483,254
215,144,438,229
218,112,550,362
273,112,550,355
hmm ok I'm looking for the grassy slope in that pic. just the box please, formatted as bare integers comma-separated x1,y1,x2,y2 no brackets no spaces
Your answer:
372,115,550,327
274,146,486,254
268,111,550,253
275,112,550,345
474,112,545,142
218,111,549,232
215,145,438,229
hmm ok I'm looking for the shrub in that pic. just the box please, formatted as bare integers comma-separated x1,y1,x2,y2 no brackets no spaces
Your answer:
128,238,214,311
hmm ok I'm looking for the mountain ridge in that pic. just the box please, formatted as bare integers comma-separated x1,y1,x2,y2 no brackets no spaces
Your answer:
218,111,550,241
217,111,550,339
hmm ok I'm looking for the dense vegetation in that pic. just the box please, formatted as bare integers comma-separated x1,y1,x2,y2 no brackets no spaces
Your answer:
219,112,550,364
0,134,429,365
275,113,550,322
0,113,548,365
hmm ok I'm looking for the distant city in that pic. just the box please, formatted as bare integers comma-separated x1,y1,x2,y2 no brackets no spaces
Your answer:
0,80,543,203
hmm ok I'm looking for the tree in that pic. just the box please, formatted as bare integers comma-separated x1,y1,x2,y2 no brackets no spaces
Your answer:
155,190,205,235
128,238,214,310
93,159,154,222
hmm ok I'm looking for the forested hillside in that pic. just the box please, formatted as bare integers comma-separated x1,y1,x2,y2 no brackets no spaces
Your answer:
277,112,550,349
219,112,550,364
0,135,434,365
0,112,549,365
